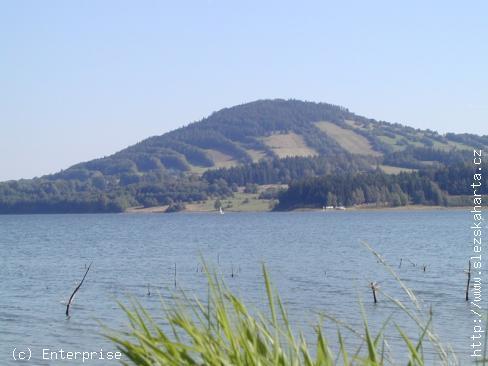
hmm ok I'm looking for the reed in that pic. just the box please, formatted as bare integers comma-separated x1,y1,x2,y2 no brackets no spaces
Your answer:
106,251,471,365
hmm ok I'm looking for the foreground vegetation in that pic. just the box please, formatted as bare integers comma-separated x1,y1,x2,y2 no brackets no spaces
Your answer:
108,250,469,365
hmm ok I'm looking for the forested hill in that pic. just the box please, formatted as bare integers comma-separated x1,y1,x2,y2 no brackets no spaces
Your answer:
1,99,487,213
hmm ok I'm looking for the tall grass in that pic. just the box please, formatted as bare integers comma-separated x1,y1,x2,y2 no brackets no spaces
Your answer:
107,246,472,365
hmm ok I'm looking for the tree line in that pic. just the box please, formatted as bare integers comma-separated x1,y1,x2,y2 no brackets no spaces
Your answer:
275,163,487,210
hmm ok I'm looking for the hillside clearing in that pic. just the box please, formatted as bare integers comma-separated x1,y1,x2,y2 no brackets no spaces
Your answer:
246,148,267,162
262,132,317,158
203,149,239,168
379,164,417,174
186,192,272,212
315,121,381,156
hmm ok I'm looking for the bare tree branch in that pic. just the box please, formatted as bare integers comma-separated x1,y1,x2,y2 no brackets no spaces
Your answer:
66,262,92,317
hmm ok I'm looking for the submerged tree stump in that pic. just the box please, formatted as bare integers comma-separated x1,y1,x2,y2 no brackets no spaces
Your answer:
370,282,379,303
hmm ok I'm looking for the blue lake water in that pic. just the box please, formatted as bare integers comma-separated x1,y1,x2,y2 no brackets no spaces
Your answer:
0,210,480,364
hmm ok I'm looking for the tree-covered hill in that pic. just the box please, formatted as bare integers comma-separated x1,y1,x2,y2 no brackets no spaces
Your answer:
1,99,486,213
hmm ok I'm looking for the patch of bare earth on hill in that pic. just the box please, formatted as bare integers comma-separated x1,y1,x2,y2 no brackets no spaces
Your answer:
203,149,239,168
262,132,317,158
315,121,382,157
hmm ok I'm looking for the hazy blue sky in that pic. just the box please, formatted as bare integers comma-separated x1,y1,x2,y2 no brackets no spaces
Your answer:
1,1,487,181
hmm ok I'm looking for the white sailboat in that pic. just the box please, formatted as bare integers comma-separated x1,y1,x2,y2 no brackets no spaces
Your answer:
219,206,224,215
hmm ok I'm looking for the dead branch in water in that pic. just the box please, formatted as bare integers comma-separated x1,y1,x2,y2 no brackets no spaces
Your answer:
174,262,177,288
66,262,92,317
370,282,379,303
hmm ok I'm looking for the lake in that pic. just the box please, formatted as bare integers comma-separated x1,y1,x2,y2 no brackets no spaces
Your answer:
0,210,477,364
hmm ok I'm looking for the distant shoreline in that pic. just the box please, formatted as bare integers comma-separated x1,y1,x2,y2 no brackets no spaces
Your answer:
125,204,469,214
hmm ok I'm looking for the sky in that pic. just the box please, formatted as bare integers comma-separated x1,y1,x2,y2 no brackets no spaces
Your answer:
1,1,487,181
